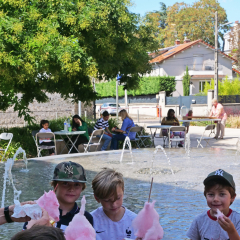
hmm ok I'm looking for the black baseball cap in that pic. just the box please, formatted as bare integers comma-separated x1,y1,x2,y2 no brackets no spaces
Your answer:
203,169,235,190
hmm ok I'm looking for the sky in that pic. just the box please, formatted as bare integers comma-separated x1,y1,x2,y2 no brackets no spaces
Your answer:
129,0,239,24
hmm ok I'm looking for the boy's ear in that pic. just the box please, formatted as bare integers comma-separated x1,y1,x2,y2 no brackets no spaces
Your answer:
231,193,237,204
94,195,101,203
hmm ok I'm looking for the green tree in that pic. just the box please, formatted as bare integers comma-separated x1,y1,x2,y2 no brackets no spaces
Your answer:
183,66,190,96
143,2,167,48
0,0,158,122
203,77,240,95
164,0,229,47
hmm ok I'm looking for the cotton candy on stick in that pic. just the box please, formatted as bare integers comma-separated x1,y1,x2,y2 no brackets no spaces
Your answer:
215,209,224,220
65,196,96,240
36,190,60,222
132,200,164,240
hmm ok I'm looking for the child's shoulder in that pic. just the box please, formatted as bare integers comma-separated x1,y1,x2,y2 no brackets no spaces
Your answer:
124,207,137,220
90,206,103,217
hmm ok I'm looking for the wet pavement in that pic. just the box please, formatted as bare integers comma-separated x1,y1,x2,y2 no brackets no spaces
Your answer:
1,148,240,239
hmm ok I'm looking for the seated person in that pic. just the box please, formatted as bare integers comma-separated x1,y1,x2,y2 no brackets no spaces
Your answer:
182,110,193,133
91,168,137,240
70,115,89,153
39,120,55,156
110,109,135,150
161,109,185,147
94,111,112,151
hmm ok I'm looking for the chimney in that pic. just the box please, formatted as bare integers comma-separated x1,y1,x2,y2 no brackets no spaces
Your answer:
235,20,239,24
175,39,181,45
184,37,191,43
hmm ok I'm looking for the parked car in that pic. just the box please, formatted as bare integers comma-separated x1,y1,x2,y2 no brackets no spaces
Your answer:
99,103,123,115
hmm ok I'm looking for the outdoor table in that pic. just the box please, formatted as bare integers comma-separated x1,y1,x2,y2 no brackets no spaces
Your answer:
147,125,172,147
54,131,86,154
179,118,221,137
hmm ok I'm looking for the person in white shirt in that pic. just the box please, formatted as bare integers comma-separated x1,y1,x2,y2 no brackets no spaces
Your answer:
91,168,137,240
39,120,55,155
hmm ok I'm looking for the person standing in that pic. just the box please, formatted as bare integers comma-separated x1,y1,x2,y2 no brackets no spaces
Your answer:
209,99,227,139
94,111,112,151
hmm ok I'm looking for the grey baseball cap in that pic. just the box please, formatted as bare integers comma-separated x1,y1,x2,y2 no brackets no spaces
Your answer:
203,169,235,190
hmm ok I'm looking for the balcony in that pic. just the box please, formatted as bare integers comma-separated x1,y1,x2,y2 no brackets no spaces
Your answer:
185,64,223,71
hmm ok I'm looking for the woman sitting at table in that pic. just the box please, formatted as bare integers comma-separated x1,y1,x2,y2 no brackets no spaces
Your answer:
69,115,89,153
161,109,185,147
110,109,136,150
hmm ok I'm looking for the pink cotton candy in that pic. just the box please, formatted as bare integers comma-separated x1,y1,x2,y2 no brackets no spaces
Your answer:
132,201,164,240
215,209,224,220
36,190,59,222
65,196,96,240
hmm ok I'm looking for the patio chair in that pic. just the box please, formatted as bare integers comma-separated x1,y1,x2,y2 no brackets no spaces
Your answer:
127,126,144,148
0,133,13,161
83,129,104,153
35,132,57,157
168,126,186,148
196,124,215,148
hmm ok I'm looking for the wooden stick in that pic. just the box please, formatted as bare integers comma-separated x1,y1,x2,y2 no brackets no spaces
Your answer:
148,177,153,203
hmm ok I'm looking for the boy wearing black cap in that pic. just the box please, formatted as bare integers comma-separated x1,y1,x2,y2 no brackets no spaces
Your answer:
187,169,240,240
23,161,93,232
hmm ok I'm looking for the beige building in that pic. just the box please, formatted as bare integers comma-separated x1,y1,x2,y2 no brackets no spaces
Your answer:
148,39,237,96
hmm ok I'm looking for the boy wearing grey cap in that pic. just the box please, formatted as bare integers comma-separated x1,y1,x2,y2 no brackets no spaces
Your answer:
187,169,240,240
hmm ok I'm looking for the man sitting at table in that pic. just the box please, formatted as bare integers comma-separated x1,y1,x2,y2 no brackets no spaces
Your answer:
94,111,112,151
161,109,185,147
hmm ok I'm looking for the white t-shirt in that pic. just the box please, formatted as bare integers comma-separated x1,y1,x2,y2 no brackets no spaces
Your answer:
39,128,52,144
91,206,137,240
187,209,240,240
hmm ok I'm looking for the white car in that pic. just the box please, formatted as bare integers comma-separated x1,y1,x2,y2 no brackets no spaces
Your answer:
99,103,123,115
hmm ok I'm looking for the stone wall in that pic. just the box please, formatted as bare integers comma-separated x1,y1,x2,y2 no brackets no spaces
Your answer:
0,93,75,128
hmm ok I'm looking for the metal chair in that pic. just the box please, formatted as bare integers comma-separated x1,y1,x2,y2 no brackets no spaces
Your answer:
83,129,104,153
168,126,186,148
128,126,145,148
0,133,13,161
196,125,215,148
35,132,57,157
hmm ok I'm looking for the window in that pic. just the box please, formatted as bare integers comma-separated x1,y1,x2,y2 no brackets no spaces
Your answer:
193,55,203,70
199,81,211,92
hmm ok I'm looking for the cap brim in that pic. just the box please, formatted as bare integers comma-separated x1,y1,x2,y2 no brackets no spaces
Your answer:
52,179,87,183
203,175,235,190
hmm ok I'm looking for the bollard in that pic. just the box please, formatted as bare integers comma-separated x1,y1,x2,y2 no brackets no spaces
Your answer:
137,109,139,123
85,110,87,119
159,105,161,123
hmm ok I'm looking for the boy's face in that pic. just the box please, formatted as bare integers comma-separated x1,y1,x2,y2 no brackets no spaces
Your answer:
206,185,235,215
103,115,109,121
55,181,83,205
43,123,49,130
95,185,124,219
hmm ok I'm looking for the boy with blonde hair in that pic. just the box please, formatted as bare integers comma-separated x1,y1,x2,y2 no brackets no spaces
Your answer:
91,168,137,240
187,169,240,240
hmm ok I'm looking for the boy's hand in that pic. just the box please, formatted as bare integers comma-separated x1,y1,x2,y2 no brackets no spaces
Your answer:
218,215,238,235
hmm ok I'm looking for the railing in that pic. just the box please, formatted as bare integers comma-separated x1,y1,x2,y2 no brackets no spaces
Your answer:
186,64,223,71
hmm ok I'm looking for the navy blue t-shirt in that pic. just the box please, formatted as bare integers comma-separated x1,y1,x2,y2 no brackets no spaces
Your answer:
23,202,93,232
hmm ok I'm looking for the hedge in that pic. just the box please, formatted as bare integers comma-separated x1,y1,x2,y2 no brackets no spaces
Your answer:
95,76,176,97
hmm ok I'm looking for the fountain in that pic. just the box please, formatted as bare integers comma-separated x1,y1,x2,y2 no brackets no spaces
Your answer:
185,133,191,158
120,136,134,164
150,145,174,176
1,147,28,208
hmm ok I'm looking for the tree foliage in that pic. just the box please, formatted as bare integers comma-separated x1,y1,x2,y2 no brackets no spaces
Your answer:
164,0,229,47
229,24,240,69
143,2,167,48
203,77,240,95
95,76,176,97
183,66,190,96
0,0,158,122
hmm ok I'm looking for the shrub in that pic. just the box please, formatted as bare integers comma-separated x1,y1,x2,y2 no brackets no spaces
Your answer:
183,66,190,96
95,76,176,97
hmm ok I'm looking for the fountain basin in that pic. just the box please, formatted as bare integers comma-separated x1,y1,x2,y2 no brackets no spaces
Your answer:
0,148,240,239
